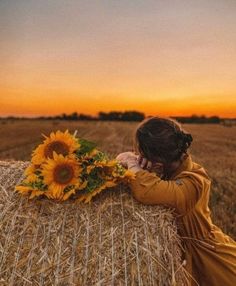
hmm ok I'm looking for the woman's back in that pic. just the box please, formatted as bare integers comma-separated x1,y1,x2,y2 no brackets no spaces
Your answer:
129,154,236,286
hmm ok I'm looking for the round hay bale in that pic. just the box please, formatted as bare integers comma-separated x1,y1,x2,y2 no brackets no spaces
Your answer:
0,161,189,285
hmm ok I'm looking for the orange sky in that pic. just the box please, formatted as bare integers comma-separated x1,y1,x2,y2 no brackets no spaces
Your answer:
0,1,235,118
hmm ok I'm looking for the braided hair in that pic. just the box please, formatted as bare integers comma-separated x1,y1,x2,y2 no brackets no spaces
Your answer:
134,116,193,164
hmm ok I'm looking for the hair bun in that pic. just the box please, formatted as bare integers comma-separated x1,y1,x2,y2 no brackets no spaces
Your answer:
177,131,192,142
176,131,193,152
184,133,193,143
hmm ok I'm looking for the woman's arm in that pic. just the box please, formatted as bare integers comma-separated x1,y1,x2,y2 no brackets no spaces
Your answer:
116,151,203,214
129,169,202,214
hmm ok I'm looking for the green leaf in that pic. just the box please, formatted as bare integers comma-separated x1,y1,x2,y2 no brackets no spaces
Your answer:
93,151,109,161
83,167,104,193
76,138,97,157
23,180,48,191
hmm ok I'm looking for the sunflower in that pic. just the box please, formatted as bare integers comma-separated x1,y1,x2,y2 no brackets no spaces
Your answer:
76,180,117,203
41,152,82,198
14,185,45,199
32,130,80,165
29,189,45,199
24,164,39,182
62,188,76,201
15,185,32,195
123,169,136,180
95,159,117,168
86,159,117,174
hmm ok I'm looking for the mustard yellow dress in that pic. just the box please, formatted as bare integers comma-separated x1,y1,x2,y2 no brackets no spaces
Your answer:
129,154,236,286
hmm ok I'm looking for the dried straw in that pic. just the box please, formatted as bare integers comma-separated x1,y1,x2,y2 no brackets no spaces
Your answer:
0,160,189,285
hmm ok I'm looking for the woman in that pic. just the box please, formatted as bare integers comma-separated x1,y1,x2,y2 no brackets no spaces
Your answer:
116,116,236,286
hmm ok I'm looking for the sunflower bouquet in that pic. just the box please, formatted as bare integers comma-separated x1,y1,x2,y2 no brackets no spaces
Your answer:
15,130,134,203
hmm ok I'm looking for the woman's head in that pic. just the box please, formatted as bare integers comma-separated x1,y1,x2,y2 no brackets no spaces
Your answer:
134,116,193,166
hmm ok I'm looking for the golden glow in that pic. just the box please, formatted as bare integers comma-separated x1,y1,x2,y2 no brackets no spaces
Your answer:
1,1,235,118
1,89,234,118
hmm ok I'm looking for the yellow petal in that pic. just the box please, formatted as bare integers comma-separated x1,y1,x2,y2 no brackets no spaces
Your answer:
29,190,44,199
62,189,76,201
15,185,31,193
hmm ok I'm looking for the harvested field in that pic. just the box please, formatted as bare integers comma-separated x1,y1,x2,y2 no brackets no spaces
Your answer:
0,119,235,239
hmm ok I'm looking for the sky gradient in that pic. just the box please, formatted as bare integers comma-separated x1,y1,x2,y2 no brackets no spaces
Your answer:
1,0,236,118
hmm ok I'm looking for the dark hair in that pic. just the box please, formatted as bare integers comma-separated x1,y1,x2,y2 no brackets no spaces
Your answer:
134,116,193,164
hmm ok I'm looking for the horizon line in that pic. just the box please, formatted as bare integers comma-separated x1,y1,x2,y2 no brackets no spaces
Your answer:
0,112,235,120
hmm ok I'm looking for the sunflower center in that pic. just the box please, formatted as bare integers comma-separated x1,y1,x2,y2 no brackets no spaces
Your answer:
44,141,69,158
53,164,75,185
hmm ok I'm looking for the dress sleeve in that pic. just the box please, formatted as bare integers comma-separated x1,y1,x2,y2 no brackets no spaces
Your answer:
129,169,204,214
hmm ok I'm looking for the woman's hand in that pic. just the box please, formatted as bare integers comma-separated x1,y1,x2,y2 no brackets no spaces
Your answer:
138,155,164,177
116,152,142,173
116,152,164,176
116,151,138,168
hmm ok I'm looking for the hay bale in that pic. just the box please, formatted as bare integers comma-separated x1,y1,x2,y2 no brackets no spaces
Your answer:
0,161,189,285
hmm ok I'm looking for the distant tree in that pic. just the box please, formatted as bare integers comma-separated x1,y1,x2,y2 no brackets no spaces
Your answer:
98,111,144,121
121,111,145,121
109,112,123,120
78,114,96,120
98,112,107,120
59,112,79,120
208,116,220,123
0,111,222,124
61,113,67,120
70,112,79,120
171,115,220,124
98,111,123,121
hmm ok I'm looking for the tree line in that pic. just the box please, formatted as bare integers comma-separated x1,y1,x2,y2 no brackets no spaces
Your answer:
0,111,229,124
29,111,145,122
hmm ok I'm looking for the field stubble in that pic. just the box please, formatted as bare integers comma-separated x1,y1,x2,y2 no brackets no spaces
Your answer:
0,119,235,239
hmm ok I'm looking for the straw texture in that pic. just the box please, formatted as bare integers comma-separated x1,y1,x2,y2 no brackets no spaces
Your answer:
0,160,189,285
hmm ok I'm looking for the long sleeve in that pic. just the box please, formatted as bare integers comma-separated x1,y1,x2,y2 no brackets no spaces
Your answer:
129,169,204,214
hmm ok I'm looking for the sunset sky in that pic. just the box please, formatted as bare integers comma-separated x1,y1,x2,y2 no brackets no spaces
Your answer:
1,0,235,118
